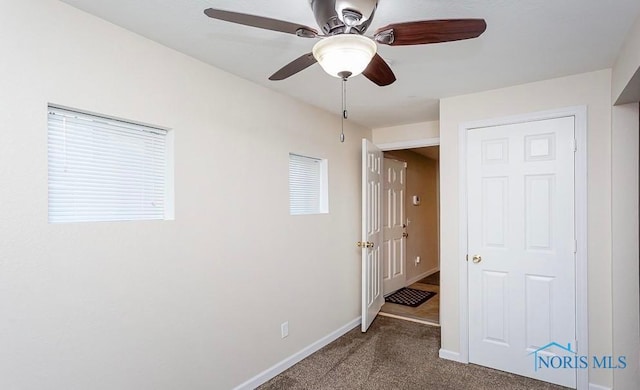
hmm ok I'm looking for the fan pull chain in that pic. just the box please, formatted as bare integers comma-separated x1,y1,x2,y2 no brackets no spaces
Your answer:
340,76,348,143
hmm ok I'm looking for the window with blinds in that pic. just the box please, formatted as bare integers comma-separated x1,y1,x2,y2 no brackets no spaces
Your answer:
47,106,172,223
289,153,328,215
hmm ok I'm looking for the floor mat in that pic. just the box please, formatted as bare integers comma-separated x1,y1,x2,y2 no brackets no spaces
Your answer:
384,287,436,307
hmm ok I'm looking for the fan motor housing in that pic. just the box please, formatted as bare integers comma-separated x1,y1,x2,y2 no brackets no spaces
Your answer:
309,0,378,35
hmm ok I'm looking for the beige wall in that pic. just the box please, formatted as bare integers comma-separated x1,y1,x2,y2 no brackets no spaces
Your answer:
439,70,613,388
611,13,640,390
611,103,640,390
612,13,640,104
0,1,370,389
384,150,439,281
373,121,440,144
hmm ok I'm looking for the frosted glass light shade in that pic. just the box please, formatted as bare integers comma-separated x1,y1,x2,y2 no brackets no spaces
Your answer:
312,35,377,78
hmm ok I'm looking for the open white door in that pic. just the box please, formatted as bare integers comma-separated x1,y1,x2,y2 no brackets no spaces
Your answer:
382,158,407,294
361,139,384,332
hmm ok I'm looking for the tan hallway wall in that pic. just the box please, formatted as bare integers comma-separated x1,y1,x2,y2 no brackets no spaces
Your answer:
384,150,439,282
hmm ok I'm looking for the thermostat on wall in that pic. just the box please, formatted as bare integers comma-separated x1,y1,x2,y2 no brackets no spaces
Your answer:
412,195,421,206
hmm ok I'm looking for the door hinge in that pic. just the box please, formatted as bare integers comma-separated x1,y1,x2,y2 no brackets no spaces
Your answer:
571,139,577,152
573,240,578,254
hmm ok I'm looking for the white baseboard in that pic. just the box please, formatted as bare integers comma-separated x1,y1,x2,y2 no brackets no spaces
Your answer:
406,266,439,286
232,317,361,390
588,384,611,390
439,348,466,363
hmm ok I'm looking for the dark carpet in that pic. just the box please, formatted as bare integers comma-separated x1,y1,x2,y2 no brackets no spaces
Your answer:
258,316,568,390
419,271,440,286
385,287,436,307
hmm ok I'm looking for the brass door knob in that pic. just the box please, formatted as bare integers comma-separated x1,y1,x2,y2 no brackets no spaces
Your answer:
472,255,482,264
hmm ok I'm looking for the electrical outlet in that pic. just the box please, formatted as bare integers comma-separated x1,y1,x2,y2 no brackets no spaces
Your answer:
281,321,289,338
415,256,421,265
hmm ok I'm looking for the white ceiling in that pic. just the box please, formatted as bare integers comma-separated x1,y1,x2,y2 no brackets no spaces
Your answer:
59,0,640,128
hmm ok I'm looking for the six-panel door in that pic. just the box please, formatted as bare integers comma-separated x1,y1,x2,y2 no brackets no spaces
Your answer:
467,117,577,388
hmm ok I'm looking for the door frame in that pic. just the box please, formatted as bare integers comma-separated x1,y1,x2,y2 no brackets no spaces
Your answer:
376,138,440,151
377,136,441,286
457,106,588,389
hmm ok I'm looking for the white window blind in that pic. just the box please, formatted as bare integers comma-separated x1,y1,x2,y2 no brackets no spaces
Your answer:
47,106,169,223
289,153,327,215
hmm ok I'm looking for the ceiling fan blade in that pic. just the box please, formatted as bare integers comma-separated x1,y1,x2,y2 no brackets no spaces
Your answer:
363,54,396,86
375,19,486,46
204,8,318,37
269,53,318,81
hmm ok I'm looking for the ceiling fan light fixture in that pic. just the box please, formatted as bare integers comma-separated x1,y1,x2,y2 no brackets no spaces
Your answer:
312,34,377,78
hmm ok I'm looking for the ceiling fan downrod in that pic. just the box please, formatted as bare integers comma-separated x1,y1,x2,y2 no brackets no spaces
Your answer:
339,73,350,143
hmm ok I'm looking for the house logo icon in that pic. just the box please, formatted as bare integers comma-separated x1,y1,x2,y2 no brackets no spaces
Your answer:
528,342,577,371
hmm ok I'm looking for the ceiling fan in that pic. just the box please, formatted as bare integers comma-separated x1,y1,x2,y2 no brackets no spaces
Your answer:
204,0,486,86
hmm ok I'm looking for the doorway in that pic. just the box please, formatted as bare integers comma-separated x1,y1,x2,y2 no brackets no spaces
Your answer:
378,145,441,325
